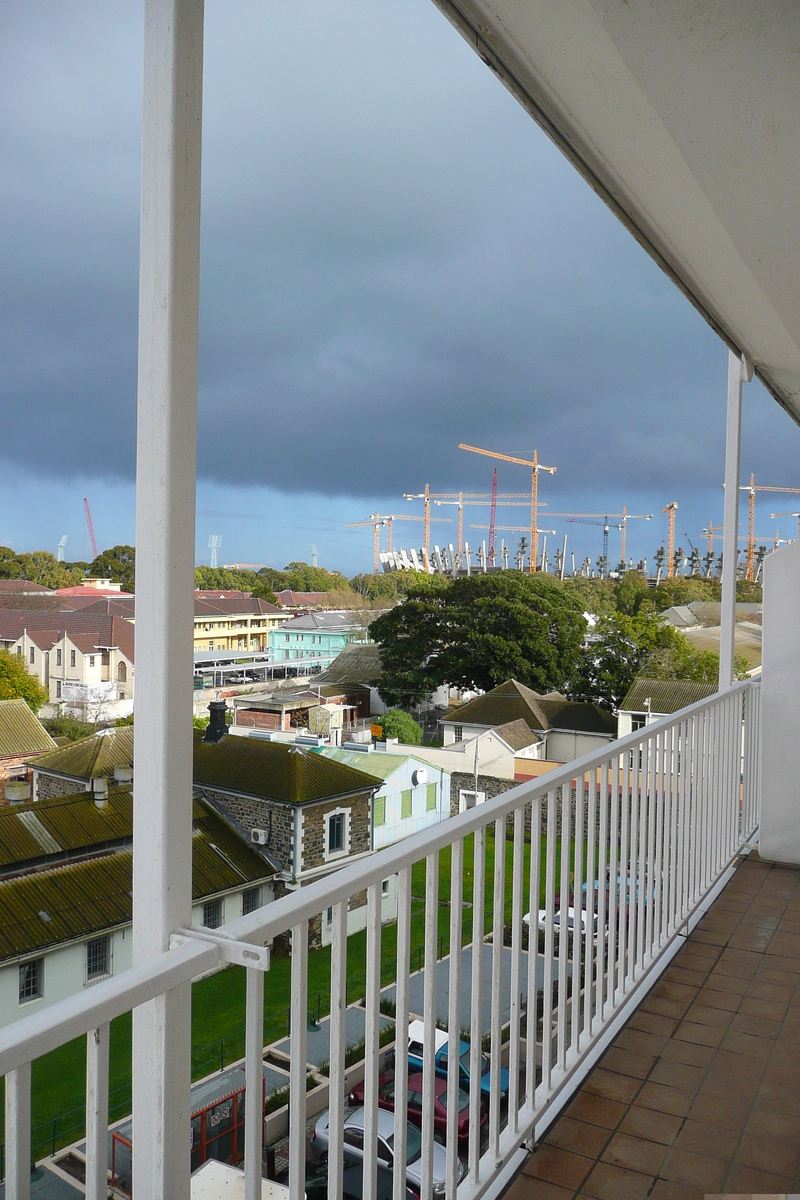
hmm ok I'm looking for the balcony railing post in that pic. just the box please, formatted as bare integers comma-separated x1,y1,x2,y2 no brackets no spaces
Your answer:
131,2,204,1198
86,1024,110,1200
720,350,752,689
244,968,264,1200
5,1062,31,1200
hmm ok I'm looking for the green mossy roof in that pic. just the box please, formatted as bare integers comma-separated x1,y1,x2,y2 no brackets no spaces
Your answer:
0,699,56,757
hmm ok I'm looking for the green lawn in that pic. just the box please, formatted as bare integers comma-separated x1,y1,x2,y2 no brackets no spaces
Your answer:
10,828,574,1159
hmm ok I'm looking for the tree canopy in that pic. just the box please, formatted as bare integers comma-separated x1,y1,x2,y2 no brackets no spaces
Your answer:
370,573,587,707
90,545,136,592
0,649,49,711
376,709,423,745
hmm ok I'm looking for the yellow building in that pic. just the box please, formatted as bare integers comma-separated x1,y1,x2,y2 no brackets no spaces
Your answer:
193,593,290,653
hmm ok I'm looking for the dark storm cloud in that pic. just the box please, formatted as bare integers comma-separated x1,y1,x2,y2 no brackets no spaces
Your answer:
1,0,798,528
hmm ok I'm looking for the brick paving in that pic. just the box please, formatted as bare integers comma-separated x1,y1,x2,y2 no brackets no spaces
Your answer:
505,851,800,1199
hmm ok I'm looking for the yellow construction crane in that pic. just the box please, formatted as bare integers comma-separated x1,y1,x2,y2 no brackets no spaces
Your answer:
433,496,543,554
723,476,800,581
343,512,450,572
771,510,800,539
404,488,527,565
663,502,678,578
458,444,556,573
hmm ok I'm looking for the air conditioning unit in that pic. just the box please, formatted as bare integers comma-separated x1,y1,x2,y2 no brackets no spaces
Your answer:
251,829,268,846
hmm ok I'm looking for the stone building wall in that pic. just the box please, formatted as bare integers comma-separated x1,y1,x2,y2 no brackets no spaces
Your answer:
198,787,294,872
34,772,91,801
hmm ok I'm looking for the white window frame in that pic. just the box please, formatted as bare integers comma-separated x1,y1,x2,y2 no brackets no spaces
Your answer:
85,934,112,984
459,789,486,813
19,958,44,1004
202,897,224,929
324,806,351,861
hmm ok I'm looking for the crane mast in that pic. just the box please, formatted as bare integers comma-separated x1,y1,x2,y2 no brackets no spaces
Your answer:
83,497,98,561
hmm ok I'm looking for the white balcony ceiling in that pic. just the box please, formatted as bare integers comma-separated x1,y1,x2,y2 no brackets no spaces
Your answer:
433,0,800,423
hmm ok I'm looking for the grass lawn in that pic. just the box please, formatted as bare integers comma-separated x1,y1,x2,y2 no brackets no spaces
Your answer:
10,827,574,1159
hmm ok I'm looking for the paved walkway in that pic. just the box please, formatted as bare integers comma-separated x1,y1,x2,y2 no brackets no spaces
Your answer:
506,852,800,1198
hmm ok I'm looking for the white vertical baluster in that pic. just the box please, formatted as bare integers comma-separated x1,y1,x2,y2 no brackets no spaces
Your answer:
6,1062,31,1200
490,818,506,1158
469,827,485,1182
363,885,382,1200
606,755,619,1009
645,736,657,961
689,714,700,906
665,725,676,938
421,853,439,1200
556,787,570,1070
595,764,608,1018
446,840,464,1197
542,791,557,1084
627,745,640,988
653,733,665,949
393,869,411,1200
583,775,596,1036
328,901,347,1200
525,798,541,1112
618,748,630,994
289,921,308,1200
571,776,585,1055
86,1024,110,1200
244,970,264,1200
699,710,710,891
508,812,524,1129
636,739,649,971
132,4,204,1197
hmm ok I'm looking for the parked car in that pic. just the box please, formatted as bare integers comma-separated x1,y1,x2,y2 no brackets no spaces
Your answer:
525,907,605,941
348,1070,480,1144
406,1021,509,1102
304,1155,419,1200
312,1105,457,1198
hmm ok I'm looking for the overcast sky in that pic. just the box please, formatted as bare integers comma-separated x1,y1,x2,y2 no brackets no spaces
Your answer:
1,0,798,576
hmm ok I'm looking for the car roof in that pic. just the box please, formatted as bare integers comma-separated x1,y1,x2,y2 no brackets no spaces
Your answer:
345,1106,397,1136
407,1071,446,1095
408,1020,448,1053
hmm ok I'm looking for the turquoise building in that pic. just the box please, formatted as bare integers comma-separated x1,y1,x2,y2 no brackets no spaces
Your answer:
268,611,364,663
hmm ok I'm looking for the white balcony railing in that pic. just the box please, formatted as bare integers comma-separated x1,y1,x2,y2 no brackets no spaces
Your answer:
0,678,760,1200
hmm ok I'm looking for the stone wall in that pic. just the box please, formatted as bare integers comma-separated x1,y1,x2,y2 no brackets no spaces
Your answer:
35,771,90,801
450,772,518,816
198,787,294,872
300,790,372,868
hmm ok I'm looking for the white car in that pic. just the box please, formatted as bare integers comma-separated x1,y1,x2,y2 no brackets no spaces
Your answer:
312,1105,460,1198
524,908,605,941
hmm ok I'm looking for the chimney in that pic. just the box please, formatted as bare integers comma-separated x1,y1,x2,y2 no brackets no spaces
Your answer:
205,700,228,743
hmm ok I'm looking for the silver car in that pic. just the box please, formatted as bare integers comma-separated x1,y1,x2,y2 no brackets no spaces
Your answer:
312,1105,462,1198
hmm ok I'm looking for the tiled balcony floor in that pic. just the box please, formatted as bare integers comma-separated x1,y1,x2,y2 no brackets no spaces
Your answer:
507,852,800,1199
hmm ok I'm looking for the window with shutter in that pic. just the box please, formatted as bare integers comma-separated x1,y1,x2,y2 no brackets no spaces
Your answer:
426,783,437,811
401,790,412,819
374,796,386,826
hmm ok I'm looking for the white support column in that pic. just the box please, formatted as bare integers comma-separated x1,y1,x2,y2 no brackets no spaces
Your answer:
86,1024,110,1200
719,350,752,690
131,3,204,1200
5,1062,31,1200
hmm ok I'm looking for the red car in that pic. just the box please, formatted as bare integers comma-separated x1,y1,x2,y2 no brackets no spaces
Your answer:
348,1072,484,1144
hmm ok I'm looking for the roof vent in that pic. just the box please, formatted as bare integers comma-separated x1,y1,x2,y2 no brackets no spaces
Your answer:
5,780,31,805
204,700,228,743
93,777,109,808
342,741,373,753
39,910,51,923
113,765,133,785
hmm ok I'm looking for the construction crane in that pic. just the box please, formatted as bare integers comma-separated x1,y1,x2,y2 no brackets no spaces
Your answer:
458,444,556,573
56,535,68,562
83,498,98,561
469,523,556,571
771,511,800,539
433,495,544,554
208,534,221,569
344,513,450,572
662,502,678,578
564,517,622,578
488,469,498,566
406,489,528,564
547,509,652,565
725,476,800,582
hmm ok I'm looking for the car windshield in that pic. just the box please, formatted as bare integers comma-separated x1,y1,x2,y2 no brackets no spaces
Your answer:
438,1087,470,1112
389,1123,423,1165
459,1049,490,1074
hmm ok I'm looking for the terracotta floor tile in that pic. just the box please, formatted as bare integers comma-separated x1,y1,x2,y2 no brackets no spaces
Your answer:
639,995,690,1020
649,1181,704,1200
600,1047,655,1081
626,1009,678,1037
522,1144,593,1190
719,1028,776,1059
600,1132,668,1174
689,927,729,948
745,1105,800,1146
688,1090,751,1130
673,1117,739,1160
662,965,708,988
504,1174,573,1200
672,1020,724,1048
754,1079,800,1118
755,964,799,987
722,1162,794,1190
704,967,750,991
729,1010,784,1038
700,1065,761,1100
635,1081,694,1118
659,1146,728,1190
614,1027,669,1056
764,1057,799,1087
648,1059,706,1092
739,990,790,1016
650,980,699,1005
682,1003,733,1030
583,1068,641,1105
581,1161,654,1200
565,1091,628,1130
617,1104,682,1146
658,1037,716,1068
745,979,795,1003
705,1047,763,1080
692,987,740,1012
544,1116,610,1160
735,1130,800,1176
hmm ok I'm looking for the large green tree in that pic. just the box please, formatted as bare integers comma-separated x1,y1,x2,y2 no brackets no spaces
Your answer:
90,545,136,592
0,649,49,711
370,573,587,707
573,610,736,710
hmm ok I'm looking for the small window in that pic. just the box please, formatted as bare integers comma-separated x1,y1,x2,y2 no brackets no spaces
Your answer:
203,898,223,929
70,649,76,667
89,655,95,667
285,633,290,642
328,812,345,854
381,879,390,897
29,647,35,664
56,680,62,699
453,725,463,741
19,958,43,1003
401,790,412,820
86,935,110,981
374,796,386,826
327,906,333,925
16,646,22,656
56,648,62,666
426,783,437,812
242,886,261,916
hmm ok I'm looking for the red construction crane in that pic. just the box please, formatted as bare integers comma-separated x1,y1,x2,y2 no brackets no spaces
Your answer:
83,497,98,561
404,488,527,565
487,469,498,566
